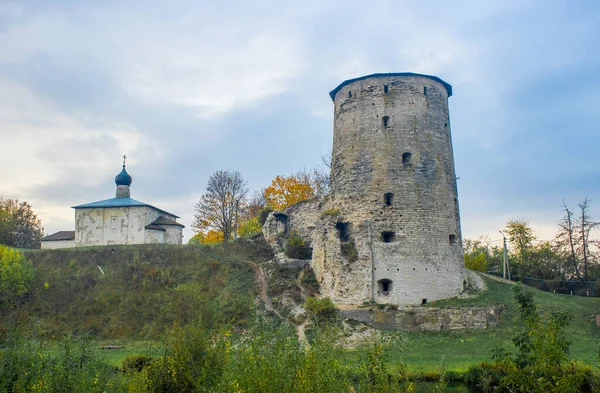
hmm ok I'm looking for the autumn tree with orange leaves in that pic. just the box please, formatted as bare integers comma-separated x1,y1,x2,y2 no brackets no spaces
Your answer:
264,169,329,211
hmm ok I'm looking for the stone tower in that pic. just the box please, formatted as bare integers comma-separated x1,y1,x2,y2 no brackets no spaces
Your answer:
263,72,467,306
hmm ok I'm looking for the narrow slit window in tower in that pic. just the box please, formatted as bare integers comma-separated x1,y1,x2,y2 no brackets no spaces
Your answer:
402,152,412,165
348,91,352,98
384,85,389,93
449,234,456,245
423,86,428,96
382,116,390,127
378,279,392,295
381,231,395,243
335,222,350,242
384,193,394,206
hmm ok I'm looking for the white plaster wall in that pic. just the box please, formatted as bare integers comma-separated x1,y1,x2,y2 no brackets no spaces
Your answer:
163,226,183,244
75,205,183,246
144,229,164,243
41,240,76,249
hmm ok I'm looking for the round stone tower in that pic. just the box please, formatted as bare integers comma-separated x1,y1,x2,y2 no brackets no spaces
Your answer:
325,72,466,305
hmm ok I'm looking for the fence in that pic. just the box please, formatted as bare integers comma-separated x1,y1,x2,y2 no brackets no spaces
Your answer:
489,272,599,297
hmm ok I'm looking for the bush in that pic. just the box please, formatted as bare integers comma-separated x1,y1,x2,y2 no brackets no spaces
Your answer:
464,252,488,272
341,240,358,263
300,267,320,296
304,297,337,324
321,208,340,217
0,335,128,393
258,208,273,226
0,245,34,309
122,354,153,373
284,233,312,260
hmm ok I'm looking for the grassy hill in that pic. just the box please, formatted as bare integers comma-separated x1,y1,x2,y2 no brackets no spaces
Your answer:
3,241,600,374
399,276,600,371
3,238,272,340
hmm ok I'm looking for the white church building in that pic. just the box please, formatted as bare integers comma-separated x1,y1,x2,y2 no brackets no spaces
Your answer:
41,160,184,249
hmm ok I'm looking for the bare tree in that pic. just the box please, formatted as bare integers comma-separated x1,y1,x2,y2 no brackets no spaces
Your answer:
576,197,598,281
193,170,248,242
555,200,581,279
320,150,332,169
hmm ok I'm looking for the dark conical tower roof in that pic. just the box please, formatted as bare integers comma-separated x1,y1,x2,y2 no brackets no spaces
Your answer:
115,165,132,186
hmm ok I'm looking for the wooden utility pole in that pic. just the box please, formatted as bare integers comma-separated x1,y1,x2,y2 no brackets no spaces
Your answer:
500,231,510,280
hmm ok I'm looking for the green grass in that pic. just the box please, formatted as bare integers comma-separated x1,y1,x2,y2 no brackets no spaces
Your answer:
391,275,600,372
3,239,272,340
5,241,600,377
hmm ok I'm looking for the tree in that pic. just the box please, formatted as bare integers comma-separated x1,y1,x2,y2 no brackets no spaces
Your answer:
193,170,248,242
575,197,598,281
188,230,224,245
0,197,44,249
504,220,536,276
555,200,581,279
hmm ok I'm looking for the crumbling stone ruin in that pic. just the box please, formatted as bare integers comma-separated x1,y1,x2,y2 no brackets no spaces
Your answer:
264,73,468,306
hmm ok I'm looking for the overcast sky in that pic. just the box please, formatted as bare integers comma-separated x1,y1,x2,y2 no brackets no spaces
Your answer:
1,0,599,244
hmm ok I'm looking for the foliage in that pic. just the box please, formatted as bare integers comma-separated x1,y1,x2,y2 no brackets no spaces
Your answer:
466,283,600,392
341,240,358,263
264,174,315,210
322,208,340,217
299,267,320,296
0,335,128,393
144,321,228,393
284,232,312,260
122,354,153,373
1,243,267,339
257,207,273,226
0,245,34,309
463,237,503,273
355,336,414,393
188,229,224,245
238,216,261,237
0,197,44,249
193,170,248,242
464,251,487,272
304,297,337,324
504,220,536,268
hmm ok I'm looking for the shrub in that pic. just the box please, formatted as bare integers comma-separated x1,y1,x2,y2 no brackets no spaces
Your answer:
122,354,153,373
284,233,312,260
258,208,273,226
0,245,34,309
321,208,340,217
304,297,337,324
300,267,320,295
464,252,487,272
341,240,358,263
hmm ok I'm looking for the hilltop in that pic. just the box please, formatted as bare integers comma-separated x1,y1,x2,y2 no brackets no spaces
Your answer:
3,240,600,373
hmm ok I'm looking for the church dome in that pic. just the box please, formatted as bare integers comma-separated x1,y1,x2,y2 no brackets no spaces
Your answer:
115,166,132,186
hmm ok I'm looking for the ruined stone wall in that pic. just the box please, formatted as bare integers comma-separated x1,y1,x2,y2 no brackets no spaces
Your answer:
323,74,466,305
339,306,500,331
263,73,467,306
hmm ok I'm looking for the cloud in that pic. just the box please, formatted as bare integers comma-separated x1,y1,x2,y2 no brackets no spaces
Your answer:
1,0,600,241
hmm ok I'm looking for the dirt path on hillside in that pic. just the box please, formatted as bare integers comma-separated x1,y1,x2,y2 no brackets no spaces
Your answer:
245,261,282,319
245,260,308,346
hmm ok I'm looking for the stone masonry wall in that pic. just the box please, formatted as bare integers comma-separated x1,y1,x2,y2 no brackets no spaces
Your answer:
263,73,467,307
339,306,501,331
